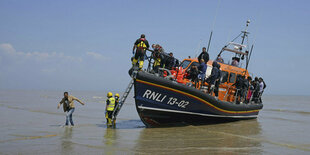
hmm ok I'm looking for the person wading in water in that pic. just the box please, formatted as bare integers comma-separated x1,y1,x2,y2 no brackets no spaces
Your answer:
57,92,85,126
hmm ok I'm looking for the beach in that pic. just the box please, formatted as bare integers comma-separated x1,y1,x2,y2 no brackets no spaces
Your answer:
0,90,310,154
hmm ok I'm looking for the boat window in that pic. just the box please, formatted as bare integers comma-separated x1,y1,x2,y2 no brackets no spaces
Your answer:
221,71,228,83
189,62,199,68
180,60,191,69
229,73,236,83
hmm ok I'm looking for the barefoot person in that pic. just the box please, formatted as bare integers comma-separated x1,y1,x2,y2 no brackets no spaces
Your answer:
57,92,85,126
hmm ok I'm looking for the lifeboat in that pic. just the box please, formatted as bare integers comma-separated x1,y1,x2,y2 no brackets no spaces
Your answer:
131,21,264,127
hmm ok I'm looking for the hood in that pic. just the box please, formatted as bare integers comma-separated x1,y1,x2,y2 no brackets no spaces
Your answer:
212,61,218,67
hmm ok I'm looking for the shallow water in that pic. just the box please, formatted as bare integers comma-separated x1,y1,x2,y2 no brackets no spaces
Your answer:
0,90,310,154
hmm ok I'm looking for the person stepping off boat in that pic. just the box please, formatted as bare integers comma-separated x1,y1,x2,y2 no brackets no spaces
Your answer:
57,92,85,126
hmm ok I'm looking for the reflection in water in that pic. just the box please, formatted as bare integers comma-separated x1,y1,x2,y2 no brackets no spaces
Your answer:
60,127,73,154
134,120,262,154
103,128,117,155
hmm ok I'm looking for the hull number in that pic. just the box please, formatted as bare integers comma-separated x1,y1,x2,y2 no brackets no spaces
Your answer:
167,97,189,108
142,89,190,109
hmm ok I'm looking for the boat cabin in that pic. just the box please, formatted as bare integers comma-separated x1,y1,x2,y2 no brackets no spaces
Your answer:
173,57,250,102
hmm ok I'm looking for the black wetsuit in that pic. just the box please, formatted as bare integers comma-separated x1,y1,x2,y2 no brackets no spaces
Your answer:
134,38,150,61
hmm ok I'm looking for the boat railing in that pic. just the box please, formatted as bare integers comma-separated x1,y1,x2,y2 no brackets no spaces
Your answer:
145,50,154,73
158,68,174,79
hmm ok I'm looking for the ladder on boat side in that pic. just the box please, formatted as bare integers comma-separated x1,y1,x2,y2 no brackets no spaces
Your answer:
112,78,134,121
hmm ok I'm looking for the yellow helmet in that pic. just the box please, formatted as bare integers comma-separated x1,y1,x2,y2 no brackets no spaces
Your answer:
115,93,120,98
107,92,113,97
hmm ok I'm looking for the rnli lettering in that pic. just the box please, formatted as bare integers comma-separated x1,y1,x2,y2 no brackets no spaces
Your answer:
142,89,190,108
142,89,166,102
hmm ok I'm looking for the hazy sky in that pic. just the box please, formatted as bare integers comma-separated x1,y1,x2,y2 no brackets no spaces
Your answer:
0,0,309,95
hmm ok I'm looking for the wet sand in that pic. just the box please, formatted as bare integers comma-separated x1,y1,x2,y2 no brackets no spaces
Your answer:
0,90,310,154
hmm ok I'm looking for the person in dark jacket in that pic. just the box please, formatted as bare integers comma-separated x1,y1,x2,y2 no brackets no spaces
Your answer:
240,75,249,104
207,61,219,93
232,75,244,103
197,59,207,81
258,77,266,103
245,76,252,104
247,80,255,102
187,65,199,83
252,77,260,103
198,47,209,64
164,52,177,70
213,63,222,98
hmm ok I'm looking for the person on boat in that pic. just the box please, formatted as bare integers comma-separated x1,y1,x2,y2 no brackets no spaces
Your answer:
252,77,260,103
215,54,224,63
231,57,239,67
106,92,116,126
57,92,85,126
152,44,165,54
207,61,220,93
132,34,150,70
246,76,253,103
151,44,156,51
157,44,165,53
241,75,249,104
187,65,199,84
164,52,178,70
152,46,164,73
213,63,222,98
170,52,180,68
258,77,266,103
197,59,207,81
232,75,244,103
198,47,209,64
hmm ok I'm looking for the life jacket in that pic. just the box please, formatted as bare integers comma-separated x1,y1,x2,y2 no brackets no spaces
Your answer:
106,97,115,111
137,38,147,50
176,67,186,84
153,57,161,67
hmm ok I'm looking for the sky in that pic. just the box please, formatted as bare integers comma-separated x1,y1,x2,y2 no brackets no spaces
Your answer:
0,0,309,95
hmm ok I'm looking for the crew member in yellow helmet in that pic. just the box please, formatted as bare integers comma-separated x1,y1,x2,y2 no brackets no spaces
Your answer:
112,93,120,126
115,93,120,108
105,92,115,126
132,34,150,69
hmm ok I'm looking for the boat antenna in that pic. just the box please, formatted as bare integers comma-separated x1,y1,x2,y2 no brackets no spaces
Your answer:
241,20,250,46
234,20,250,59
206,31,213,53
207,0,221,54
245,44,254,71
